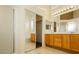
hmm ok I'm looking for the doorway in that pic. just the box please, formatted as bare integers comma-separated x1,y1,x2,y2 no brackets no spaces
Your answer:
36,14,42,48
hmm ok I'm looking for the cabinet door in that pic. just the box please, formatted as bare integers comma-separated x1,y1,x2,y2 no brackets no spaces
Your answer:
53,34,62,47
70,34,79,52
45,34,50,46
50,34,54,46
62,34,70,49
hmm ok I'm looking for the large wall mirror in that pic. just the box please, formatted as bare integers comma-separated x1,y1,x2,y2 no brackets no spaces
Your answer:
59,22,67,32
66,22,78,33
59,21,78,33
59,9,79,33
25,9,36,52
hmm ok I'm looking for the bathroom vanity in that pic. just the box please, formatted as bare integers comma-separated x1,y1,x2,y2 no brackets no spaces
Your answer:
45,34,79,52
45,9,79,53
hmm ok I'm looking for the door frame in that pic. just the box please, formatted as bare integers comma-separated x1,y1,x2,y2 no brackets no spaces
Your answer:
36,14,43,47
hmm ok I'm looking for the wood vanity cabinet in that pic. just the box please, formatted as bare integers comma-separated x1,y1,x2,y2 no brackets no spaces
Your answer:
45,34,50,46
70,34,79,52
50,34,54,46
31,33,36,42
62,34,70,49
53,34,62,48
45,34,54,46
45,34,79,52
45,34,70,48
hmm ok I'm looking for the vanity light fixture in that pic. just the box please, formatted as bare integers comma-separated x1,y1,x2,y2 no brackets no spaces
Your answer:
61,10,64,13
54,12,58,16
63,8,66,12
66,8,70,11
70,6,74,9
51,6,74,17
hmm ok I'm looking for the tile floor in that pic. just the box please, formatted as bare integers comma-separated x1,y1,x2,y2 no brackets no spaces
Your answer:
25,47,69,54
25,39,36,52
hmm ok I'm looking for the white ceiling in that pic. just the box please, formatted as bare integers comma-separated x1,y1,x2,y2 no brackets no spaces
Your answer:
32,5,79,11
32,5,59,11
24,5,67,11
31,5,63,10
24,5,79,17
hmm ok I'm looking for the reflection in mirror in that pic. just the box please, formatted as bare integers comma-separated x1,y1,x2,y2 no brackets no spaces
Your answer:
31,20,34,31
66,22,77,33
45,21,52,30
60,22,67,32
46,24,51,30
25,9,36,52
58,9,79,33
54,22,56,32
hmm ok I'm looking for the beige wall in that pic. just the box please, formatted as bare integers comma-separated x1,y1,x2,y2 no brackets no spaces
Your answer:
14,7,26,53
0,6,13,53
